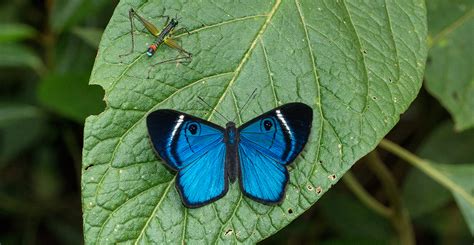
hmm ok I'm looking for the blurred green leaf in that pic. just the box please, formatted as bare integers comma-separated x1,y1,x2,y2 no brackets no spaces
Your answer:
456,197,474,236
54,33,98,73
0,104,44,127
72,27,103,48
319,191,393,242
416,207,472,242
38,73,105,123
424,1,474,131
0,43,44,73
32,147,62,201
403,168,451,218
0,23,36,42
418,121,474,163
433,163,474,235
403,121,474,217
0,104,45,165
320,237,390,245
82,0,427,243
50,0,110,33
398,121,474,234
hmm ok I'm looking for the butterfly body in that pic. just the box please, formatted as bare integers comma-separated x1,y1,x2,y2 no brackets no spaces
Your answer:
224,122,239,183
147,103,313,208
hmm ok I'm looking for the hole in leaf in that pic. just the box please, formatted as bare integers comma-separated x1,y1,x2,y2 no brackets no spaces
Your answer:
328,174,336,181
316,186,322,194
362,49,367,54
306,184,314,191
287,208,293,214
372,96,377,100
224,229,233,236
85,164,95,170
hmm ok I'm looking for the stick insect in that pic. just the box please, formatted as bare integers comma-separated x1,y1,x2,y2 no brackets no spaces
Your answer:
120,8,192,73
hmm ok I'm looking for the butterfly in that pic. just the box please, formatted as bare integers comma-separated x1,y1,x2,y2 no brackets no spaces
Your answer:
146,103,313,208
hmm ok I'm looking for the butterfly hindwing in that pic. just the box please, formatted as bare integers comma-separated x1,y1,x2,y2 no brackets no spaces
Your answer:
147,110,228,207
238,103,313,203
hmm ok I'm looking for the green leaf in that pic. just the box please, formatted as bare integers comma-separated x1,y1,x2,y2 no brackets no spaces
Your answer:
50,0,110,33
0,23,36,42
38,73,105,123
424,1,474,131
402,121,474,217
402,168,451,218
82,0,427,243
403,121,474,234
0,43,44,73
431,163,474,235
72,27,103,48
318,190,393,241
0,104,45,165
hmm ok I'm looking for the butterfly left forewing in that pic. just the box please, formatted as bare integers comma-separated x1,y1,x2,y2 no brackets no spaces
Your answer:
147,110,228,208
237,103,313,204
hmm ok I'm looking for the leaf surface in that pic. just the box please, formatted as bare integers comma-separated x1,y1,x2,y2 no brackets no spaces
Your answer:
403,121,474,234
424,0,474,131
82,0,427,243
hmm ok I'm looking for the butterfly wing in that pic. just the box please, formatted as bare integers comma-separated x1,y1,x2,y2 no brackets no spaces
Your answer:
147,110,228,208
237,103,313,204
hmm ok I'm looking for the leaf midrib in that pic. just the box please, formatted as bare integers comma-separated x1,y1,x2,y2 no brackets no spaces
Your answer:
107,1,283,243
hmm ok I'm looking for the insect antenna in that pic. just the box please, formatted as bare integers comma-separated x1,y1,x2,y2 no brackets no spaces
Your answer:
196,96,231,123
232,88,257,122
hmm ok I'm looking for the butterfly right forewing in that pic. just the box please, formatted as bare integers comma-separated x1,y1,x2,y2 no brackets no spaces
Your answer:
237,103,313,204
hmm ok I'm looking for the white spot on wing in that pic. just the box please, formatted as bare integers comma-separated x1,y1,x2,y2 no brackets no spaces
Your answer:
275,110,291,133
171,115,185,142
275,109,295,161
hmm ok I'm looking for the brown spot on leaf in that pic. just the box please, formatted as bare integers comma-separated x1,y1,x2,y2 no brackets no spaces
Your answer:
328,174,337,181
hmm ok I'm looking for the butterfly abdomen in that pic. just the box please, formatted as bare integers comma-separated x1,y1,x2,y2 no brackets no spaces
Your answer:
224,122,238,183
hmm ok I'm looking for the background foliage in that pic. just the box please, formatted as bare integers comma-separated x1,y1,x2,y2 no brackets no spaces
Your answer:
0,0,472,244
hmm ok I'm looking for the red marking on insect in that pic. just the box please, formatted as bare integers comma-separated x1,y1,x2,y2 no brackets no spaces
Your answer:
146,44,158,57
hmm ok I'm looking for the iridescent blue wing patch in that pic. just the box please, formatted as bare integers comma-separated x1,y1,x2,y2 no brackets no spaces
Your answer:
238,103,313,204
147,110,227,208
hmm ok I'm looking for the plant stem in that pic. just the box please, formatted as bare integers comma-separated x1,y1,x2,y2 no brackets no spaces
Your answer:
379,139,474,206
342,172,393,218
365,150,415,245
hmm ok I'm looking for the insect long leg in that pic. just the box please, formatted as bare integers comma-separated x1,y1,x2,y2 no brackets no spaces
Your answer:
119,9,140,58
146,54,192,78
165,38,192,60
173,27,191,36
120,8,168,58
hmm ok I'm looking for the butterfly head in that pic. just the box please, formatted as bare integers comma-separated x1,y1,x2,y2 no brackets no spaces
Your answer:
225,121,236,129
225,122,237,145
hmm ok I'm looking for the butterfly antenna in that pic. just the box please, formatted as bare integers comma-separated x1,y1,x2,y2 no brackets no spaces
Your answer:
232,88,257,122
197,96,231,123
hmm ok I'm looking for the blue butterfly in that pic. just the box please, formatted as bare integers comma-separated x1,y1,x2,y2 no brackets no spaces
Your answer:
146,103,313,208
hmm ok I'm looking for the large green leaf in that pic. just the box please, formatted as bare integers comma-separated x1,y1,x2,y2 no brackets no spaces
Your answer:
402,121,474,217
82,0,427,243
424,0,474,131
403,121,474,234
38,73,105,123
